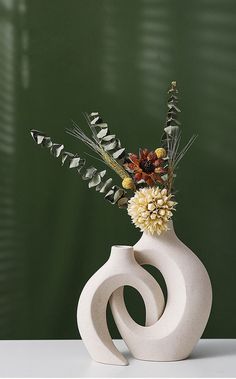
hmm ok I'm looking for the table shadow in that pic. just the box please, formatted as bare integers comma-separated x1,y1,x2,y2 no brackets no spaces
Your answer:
189,341,236,360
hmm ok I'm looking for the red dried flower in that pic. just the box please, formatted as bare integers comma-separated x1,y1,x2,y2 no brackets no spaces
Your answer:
124,148,167,186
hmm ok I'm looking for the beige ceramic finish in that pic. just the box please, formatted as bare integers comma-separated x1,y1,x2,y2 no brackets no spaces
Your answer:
110,221,212,361
77,245,164,366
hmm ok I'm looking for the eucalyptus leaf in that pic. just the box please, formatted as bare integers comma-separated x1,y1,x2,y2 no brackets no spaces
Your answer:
30,129,129,208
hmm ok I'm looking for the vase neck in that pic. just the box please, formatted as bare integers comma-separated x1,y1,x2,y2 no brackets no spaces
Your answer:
109,245,136,265
142,220,177,242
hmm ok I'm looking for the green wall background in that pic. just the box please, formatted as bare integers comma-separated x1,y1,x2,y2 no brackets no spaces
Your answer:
0,0,236,339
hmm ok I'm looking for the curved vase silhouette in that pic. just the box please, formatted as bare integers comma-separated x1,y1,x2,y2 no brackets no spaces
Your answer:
77,222,212,365
110,222,212,362
77,245,164,365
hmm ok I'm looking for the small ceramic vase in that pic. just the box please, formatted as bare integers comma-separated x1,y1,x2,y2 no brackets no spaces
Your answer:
110,221,212,361
77,245,165,365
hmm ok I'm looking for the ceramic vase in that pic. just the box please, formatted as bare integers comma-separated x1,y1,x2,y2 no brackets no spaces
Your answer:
110,221,212,361
77,245,165,365
77,222,212,365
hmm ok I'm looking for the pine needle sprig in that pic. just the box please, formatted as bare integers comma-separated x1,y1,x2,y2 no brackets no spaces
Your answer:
83,112,101,144
66,120,100,154
66,116,132,182
173,134,198,170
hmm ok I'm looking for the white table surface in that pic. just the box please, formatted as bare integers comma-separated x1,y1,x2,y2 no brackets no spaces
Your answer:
0,339,235,378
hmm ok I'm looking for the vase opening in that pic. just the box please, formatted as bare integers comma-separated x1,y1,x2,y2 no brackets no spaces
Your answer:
110,245,135,263
113,245,133,249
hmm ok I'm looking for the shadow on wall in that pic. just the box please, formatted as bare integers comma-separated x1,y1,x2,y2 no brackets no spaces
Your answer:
101,0,174,118
98,0,236,338
0,0,29,338
0,0,236,339
188,1,236,337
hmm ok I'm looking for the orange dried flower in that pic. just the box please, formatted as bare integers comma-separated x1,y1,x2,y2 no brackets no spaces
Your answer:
124,148,167,186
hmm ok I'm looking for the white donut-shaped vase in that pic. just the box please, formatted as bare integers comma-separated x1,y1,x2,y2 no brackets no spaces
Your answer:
110,222,212,361
77,245,165,365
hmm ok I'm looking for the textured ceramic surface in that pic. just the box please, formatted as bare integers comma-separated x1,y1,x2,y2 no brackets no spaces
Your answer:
77,245,164,365
110,222,212,361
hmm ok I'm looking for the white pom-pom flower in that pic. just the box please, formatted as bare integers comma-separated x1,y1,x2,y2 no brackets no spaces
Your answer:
127,187,177,235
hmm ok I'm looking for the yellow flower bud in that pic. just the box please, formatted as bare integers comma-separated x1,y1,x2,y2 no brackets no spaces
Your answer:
122,177,135,190
155,147,167,158
154,167,163,174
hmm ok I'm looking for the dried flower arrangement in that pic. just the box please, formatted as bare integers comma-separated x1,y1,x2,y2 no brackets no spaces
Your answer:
31,81,196,235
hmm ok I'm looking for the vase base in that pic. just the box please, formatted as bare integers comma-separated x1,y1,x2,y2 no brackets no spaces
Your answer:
132,353,190,362
94,357,128,366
